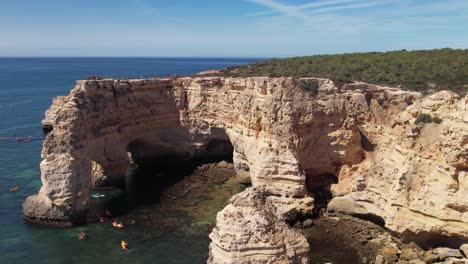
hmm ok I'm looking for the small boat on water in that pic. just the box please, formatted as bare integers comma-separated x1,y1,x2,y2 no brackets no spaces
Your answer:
90,193,105,198
10,186,20,192
121,240,129,251
78,232,86,240
112,221,124,229
16,136,33,142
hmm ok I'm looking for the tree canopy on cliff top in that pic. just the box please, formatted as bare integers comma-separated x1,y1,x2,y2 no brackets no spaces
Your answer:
214,49,468,94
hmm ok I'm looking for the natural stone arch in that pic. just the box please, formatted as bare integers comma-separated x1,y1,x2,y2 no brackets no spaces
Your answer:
126,139,183,167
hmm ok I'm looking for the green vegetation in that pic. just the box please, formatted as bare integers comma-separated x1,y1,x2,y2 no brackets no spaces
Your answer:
297,79,320,94
414,113,443,125
433,117,443,124
216,49,468,94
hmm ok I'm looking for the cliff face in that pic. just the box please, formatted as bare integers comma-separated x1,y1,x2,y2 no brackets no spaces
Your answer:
23,77,467,261
330,90,468,246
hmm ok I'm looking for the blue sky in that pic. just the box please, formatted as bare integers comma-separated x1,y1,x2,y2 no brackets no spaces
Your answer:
0,0,467,57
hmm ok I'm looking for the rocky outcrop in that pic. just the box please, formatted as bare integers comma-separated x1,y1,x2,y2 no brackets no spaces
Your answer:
41,96,66,131
24,76,467,262
374,244,468,263
331,89,468,247
208,187,310,264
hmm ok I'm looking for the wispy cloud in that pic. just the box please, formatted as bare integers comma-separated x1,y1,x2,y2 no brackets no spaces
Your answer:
306,0,404,15
246,0,309,19
299,0,363,9
245,0,403,19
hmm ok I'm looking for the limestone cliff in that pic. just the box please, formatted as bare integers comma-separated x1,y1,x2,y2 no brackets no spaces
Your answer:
24,77,467,261
330,89,468,246
208,187,310,264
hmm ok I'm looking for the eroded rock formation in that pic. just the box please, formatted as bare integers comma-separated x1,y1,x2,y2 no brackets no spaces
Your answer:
330,89,468,247
24,77,467,262
208,187,310,264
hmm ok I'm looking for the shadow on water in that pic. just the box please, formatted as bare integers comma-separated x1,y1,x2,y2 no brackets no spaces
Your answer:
125,139,234,206
88,138,235,220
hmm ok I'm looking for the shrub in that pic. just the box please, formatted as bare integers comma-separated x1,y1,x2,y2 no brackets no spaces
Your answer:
298,79,320,95
414,113,433,124
432,117,443,124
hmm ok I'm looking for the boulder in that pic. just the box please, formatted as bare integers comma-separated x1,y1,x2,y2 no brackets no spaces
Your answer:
377,244,399,263
433,248,464,260
460,244,468,258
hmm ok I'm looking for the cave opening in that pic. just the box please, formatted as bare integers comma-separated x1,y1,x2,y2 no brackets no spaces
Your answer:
305,171,339,217
125,138,235,206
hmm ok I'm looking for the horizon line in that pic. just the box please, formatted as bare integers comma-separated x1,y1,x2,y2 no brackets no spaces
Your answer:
0,48,465,59
0,56,270,59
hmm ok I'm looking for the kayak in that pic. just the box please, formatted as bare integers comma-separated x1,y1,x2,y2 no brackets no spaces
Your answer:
121,240,129,251
90,193,105,198
9,186,20,192
112,221,124,229
78,232,86,240
16,137,33,142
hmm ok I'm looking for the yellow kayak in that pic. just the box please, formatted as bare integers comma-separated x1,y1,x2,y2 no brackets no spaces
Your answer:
121,240,129,251
112,221,124,229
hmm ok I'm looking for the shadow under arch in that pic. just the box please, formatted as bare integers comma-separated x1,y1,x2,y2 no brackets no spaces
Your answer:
124,130,235,206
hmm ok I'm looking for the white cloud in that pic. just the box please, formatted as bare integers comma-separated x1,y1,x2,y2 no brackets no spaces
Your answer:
305,0,404,15
245,0,309,19
245,0,403,19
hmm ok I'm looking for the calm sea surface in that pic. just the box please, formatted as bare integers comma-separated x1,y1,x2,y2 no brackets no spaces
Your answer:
0,57,260,264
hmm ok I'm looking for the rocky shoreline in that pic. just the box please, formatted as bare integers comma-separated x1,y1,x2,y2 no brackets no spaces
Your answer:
301,214,468,264
176,162,468,263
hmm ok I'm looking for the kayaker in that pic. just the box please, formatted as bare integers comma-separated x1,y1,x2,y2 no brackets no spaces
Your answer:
121,240,129,251
112,221,124,229
9,185,20,192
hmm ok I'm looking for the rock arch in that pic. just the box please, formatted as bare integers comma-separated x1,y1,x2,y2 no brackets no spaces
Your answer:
24,77,314,225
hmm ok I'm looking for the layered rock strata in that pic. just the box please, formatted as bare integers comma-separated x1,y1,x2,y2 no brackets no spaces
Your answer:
330,90,468,247
25,77,467,261
208,187,310,264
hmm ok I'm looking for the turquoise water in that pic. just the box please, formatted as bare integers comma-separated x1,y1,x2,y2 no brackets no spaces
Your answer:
0,58,259,264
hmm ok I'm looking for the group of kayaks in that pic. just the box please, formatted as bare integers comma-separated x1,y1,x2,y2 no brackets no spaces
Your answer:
78,212,130,251
0,136,35,142
78,230,129,251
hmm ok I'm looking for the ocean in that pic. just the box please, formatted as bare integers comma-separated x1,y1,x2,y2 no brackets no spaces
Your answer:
0,57,260,264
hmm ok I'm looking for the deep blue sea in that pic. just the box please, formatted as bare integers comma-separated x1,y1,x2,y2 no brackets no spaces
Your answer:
0,58,259,264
